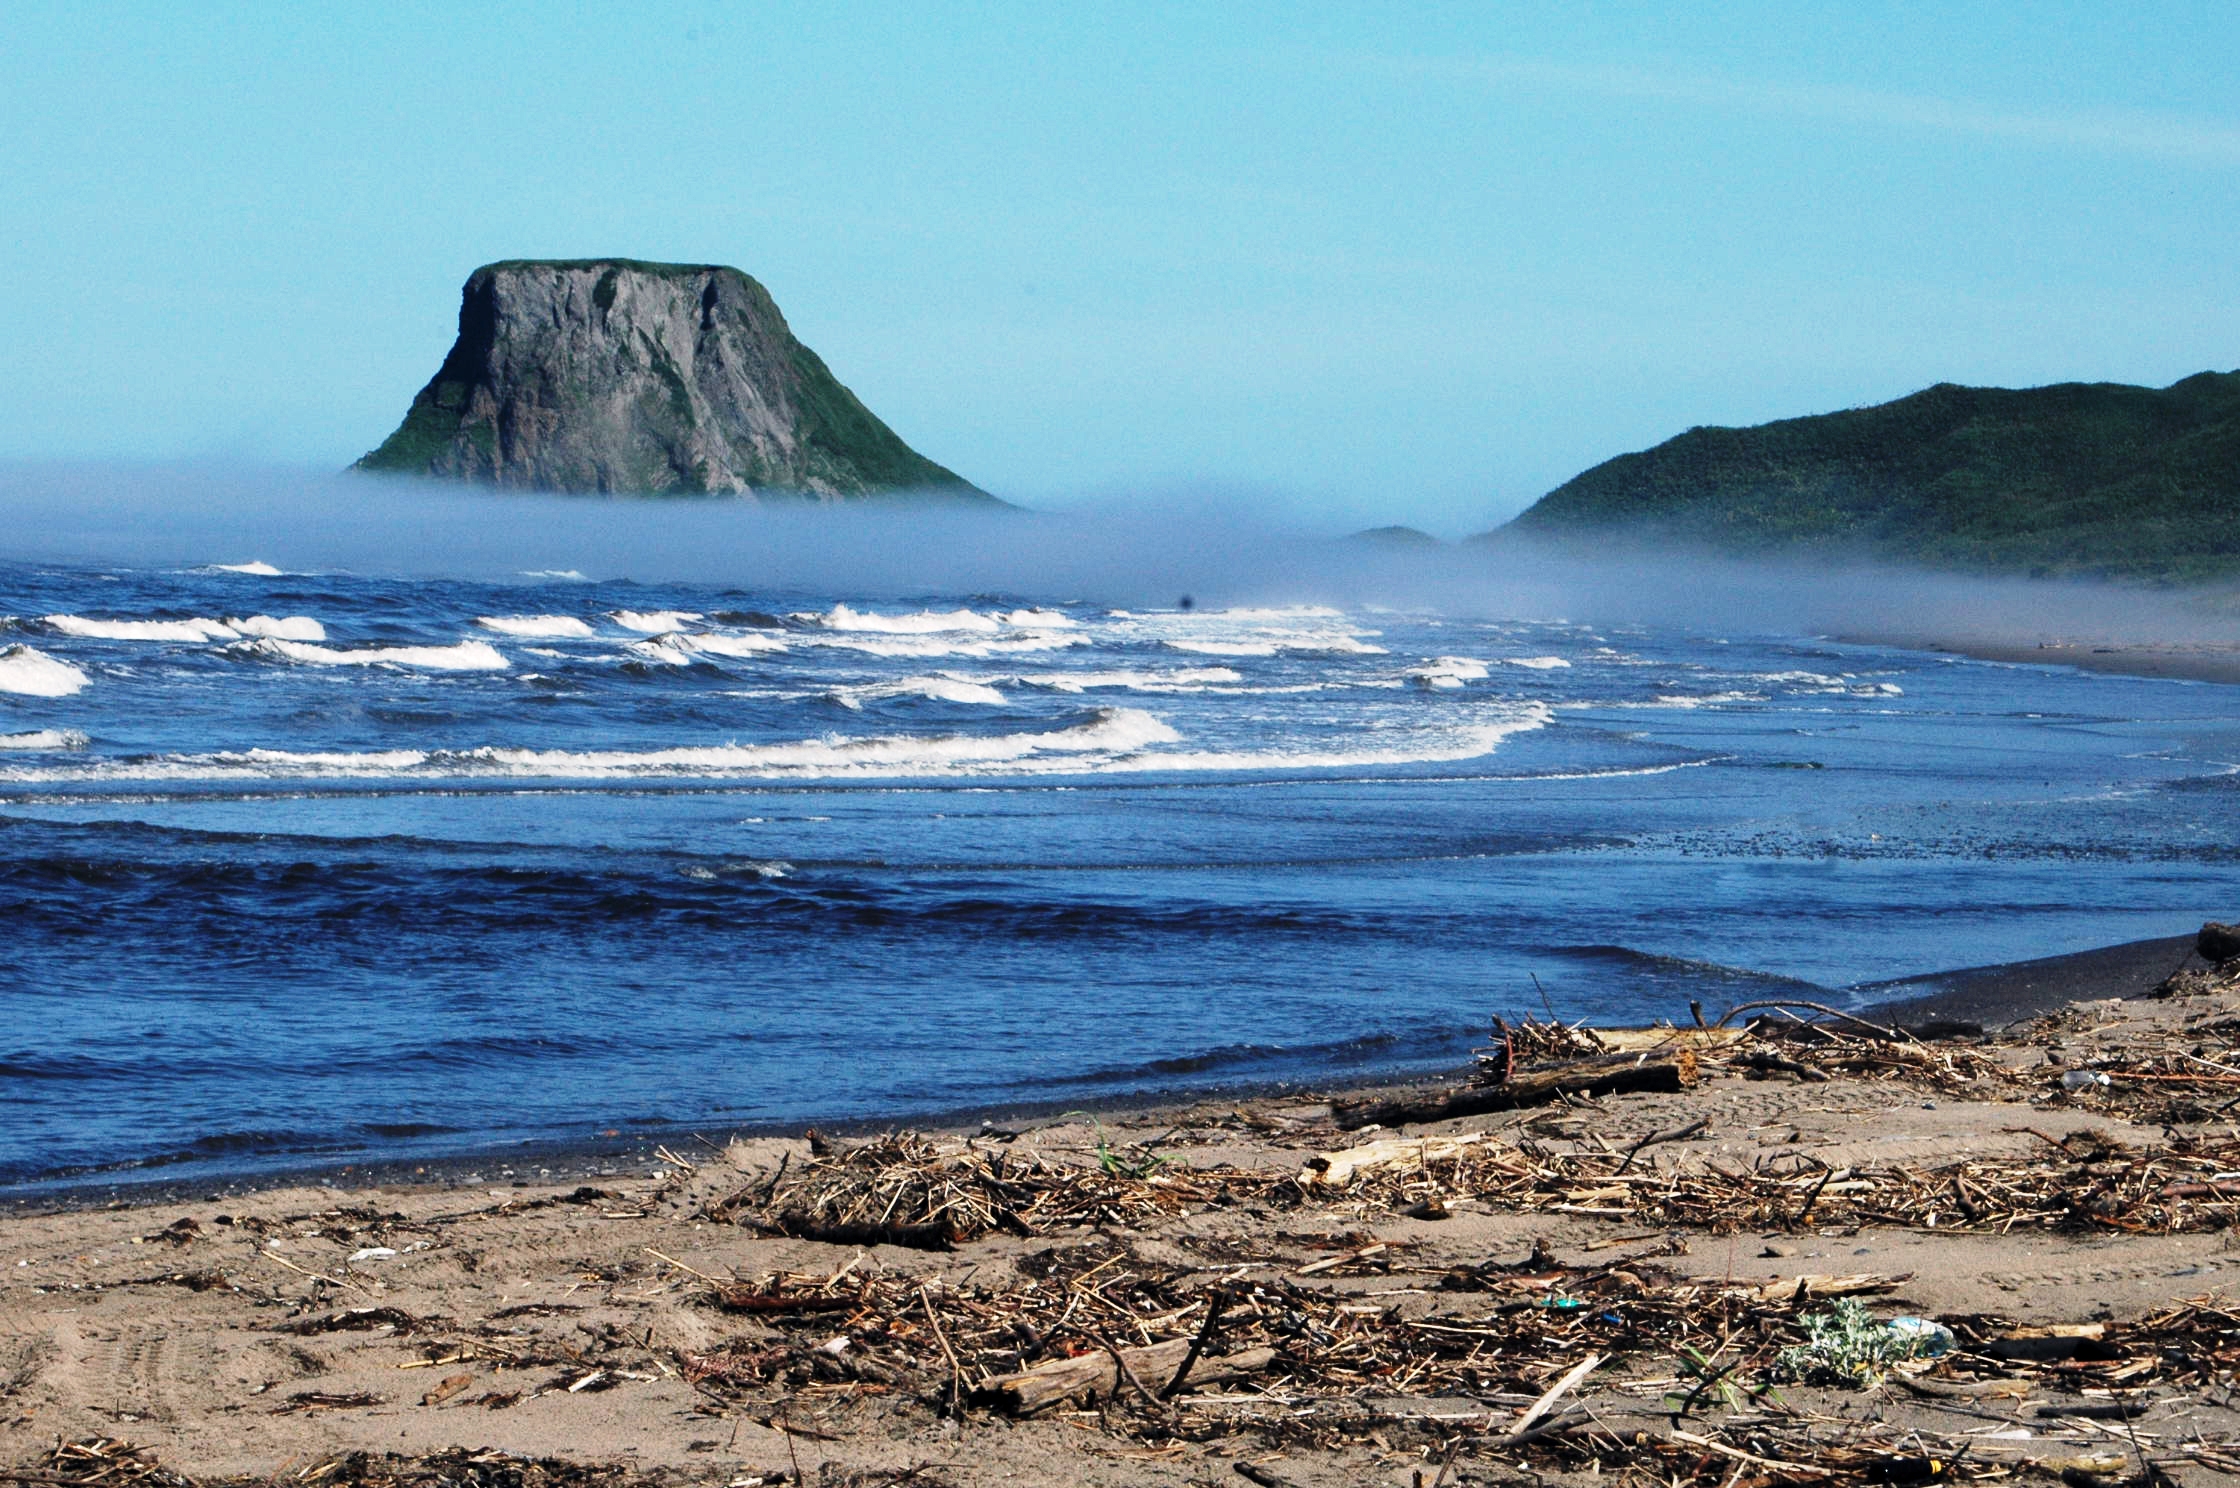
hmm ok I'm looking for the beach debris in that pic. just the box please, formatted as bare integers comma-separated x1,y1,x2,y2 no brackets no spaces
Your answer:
1298,1133,1489,1189
2200,921,2240,963
704,1129,1283,1243
1334,1049,1701,1128
975,1338,1277,1415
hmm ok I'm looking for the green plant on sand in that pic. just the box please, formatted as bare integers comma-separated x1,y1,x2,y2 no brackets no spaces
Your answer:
1771,1298,1936,1388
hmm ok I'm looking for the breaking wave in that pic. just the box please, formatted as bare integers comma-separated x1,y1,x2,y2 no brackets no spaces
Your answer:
234,637,511,671
44,613,326,643
477,614,596,638
0,645,89,696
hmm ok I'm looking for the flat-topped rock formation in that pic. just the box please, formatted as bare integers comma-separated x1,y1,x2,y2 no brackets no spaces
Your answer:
356,259,991,501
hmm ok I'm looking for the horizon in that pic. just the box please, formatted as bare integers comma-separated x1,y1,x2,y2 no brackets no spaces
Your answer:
3,4,2235,536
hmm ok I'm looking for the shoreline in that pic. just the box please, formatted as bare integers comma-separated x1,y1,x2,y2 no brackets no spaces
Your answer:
1842,629,2240,685
5,929,2207,1218
5,924,2238,1483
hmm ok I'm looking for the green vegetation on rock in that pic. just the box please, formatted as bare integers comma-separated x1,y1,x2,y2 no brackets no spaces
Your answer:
1499,371,2240,582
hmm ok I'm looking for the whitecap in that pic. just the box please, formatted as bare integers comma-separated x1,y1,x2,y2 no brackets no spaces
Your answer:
1095,704,1552,774
611,610,704,632
520,569,591,581
0,728,88,749
683,631,789,658
0,645,91,696
206,560,283,576
46,614,239,642
478,614,596,639
1164,639,1279,657
5,708,1181,783
1016,667,1242,693
1408,657,1490,689
1163,634,1387,657
808,604,1002,634
229,615,326,641
804,630,1083,660
1503,656,1572,670
625,631,788,665
240,638,510,671
830,675,1009,709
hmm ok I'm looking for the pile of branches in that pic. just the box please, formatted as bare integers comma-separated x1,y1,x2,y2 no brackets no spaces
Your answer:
11,1440,660,1488
1731,1020,2019,1096
696,1107,2240,1254
701,1131,1286,1249
1326,1121,2240,1235
672,1240,2240,1482
678,1240,1859,1413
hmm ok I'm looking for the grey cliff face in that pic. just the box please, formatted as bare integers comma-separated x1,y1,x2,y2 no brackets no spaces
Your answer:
356,259,988,500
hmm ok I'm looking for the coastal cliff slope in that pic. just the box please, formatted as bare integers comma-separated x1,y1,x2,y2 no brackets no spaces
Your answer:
355,259,991,500
1496,371,2240,581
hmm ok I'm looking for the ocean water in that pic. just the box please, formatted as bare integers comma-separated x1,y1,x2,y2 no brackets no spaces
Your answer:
2,556,2235,1189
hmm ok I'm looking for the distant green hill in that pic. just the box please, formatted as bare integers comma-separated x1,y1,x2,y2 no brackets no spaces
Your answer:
1498,371,2240,582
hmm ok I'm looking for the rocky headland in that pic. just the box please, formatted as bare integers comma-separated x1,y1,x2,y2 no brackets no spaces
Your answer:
356,259,991,501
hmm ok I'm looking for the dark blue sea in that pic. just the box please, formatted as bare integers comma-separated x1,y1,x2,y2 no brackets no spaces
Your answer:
3,550,2235,1189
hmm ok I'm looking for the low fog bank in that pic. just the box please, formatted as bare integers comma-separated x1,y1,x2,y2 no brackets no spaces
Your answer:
3,462,2232,649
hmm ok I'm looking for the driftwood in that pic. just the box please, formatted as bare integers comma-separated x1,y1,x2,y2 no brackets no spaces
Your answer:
2201,921,2240,964
975,1338,1276,1415
1336,1051,1698,1129
1580,1028,1748,1055
1300,1133,1490,1190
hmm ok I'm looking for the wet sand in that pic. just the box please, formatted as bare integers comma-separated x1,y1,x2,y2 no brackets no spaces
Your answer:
1847,631,2240,686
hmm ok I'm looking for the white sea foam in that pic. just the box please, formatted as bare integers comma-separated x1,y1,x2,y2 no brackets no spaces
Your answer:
44,613,325,643
808,604,1002,634
1094,704,1552,774
229,615,326,641
611,610,704,632
1164,633,1387,657
0,728,88,749
0,645,91,696
625,631,789,665
1015,667,1242,693
1,708,1184,783
46,614,239,642
1408,657,1490,689
830,675,1009,709
478,615,596,638
206,560,282,576
1503,656,1572,669
1164,639,1279,657
684,631,789,658
240,638,510,671
521,569,591,581
996,608,1077,627
1649,691,1764,708
804,630,1084,660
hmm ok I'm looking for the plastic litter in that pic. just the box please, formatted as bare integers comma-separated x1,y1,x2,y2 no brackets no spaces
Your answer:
1886,1316,1955,1357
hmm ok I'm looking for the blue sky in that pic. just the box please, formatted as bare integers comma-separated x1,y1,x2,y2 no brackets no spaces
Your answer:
4,3,2234,533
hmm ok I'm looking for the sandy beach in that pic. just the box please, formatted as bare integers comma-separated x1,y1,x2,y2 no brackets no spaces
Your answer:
1844,632,2240,687
7,931,2240,1487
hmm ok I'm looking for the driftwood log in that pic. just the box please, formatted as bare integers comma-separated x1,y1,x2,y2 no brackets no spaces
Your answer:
1335,1050,1698,1130
975,1338,1276,1415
